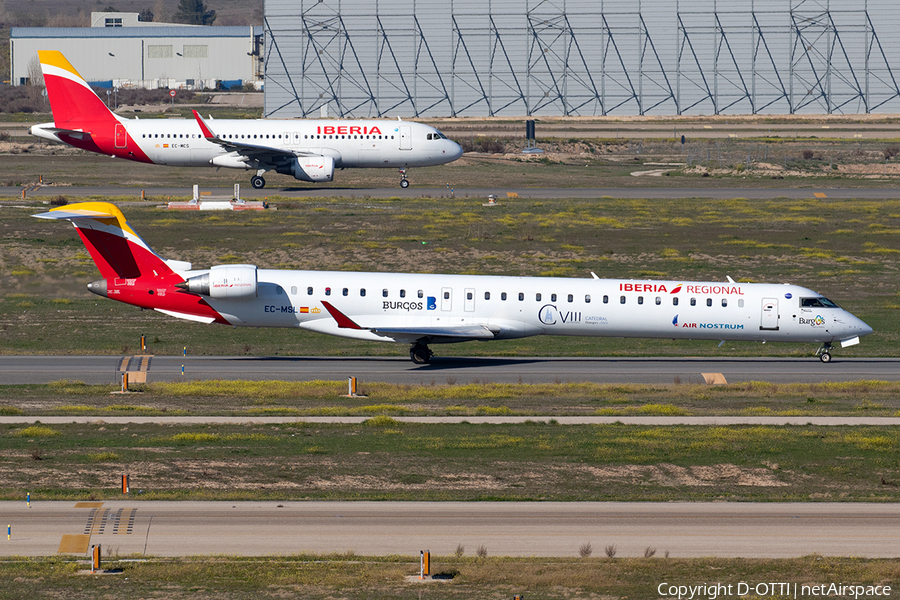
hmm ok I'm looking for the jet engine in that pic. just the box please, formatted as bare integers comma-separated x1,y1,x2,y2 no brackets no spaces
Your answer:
276,156,335,183
177,264,258,299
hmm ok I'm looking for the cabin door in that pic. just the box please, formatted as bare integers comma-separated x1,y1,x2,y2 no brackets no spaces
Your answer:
115,123,127,149
760,298,780,330
464,288,475,312
399,126,412,150
441,287,452,311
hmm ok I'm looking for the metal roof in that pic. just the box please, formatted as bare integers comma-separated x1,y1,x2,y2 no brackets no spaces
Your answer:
12,26,262,38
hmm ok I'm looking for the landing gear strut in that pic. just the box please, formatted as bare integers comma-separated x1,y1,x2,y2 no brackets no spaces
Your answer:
409,342,432,364
816,342,833,363
399,168,410,188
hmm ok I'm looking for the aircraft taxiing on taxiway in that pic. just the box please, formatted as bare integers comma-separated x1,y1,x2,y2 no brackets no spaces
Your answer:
29,50,463,190
35,202,872,364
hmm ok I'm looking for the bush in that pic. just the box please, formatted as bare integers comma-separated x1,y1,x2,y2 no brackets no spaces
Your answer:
883,145,899,159
460,138,506,153
801,149,815,160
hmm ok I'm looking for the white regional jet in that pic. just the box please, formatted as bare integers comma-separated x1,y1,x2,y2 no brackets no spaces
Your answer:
29,51,463,189
36,202,873,363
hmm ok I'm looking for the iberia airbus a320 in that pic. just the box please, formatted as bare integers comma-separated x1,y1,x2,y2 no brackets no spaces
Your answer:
36,202,873,364
29,50,463,189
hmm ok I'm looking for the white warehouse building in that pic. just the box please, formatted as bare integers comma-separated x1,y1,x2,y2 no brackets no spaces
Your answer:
11,18,263,90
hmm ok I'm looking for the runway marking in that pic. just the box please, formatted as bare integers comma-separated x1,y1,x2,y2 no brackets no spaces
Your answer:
814,192,827,198
116,508,137,534
58,534,90,554
74,502,103,509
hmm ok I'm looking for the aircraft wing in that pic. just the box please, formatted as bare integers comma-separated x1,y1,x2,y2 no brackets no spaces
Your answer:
320,301,497,341
191,110,315,164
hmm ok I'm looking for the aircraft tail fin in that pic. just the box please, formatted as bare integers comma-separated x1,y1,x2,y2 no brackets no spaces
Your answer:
38,50,118,127
33,202,174,280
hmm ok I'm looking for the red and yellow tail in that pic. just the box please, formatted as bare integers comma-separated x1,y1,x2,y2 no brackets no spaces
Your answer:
33,202,173,280
38,50,118,128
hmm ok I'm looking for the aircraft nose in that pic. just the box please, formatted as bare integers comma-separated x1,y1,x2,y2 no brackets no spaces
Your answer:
449,141,463,161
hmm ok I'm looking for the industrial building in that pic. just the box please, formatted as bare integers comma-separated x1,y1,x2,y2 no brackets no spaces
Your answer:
263,0,900,118
11,14,263,90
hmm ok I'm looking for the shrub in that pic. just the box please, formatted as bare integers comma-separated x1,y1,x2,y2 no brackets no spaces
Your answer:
883,145,900,159
579,542,593,558
604,544,617,558
801,149,815,160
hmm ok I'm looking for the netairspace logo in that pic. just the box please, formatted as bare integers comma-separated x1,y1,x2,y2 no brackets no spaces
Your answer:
657,582,892,599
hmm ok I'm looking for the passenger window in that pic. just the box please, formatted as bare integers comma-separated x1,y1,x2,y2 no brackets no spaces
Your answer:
585,294,591,303
567,294,573,302
722,299,727,307
360,289,366,297
291,286,297,295
620,296,626,304
501,292,507,301
518,292,524,301
551,294,557,302
443,291,450,300
485,291,491,300
738,299,744,308
655,296,661,305
383,289,388,297
673,297,679,306
307,286,313,295
603,295,608,304
325,287,331,296
418,290,424,298
690,298,697,306
638,296,644,305
536,293,542,302
468,292,473,300
342,288,348,296
706,298,712,307
400,289,406,298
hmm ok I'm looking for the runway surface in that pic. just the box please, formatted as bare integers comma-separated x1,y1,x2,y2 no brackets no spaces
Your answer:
1,355,897,385
2,501,897,558
6,185,900,200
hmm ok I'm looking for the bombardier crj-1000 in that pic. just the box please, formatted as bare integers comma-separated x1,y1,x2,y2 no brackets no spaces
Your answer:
29,51,463,189
36,202,873,363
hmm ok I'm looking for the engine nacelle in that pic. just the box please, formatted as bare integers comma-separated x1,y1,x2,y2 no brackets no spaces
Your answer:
210,154,252,170
277,156,335,182
178,264,258,299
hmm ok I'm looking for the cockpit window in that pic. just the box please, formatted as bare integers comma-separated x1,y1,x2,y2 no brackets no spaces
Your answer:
801,297,840,308
433,130,448,139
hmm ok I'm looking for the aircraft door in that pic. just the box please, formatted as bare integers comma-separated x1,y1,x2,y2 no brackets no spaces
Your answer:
464,288,475,312
441,287,452,311
760,298,779,330
399,126,412,150
292,132,301,145
115,123,127,149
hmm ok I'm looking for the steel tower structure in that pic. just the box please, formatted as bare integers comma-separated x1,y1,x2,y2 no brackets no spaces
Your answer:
263,0,899,117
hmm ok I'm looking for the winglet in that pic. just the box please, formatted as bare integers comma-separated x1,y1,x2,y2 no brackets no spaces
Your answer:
321,301,364,330
192,109,216,140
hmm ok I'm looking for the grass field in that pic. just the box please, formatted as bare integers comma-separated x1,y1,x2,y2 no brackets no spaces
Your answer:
1,555,897,600
2,419,899,502
4,379,900,417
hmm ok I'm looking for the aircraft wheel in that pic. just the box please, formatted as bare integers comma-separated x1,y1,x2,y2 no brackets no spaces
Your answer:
251,176,266,189
400,179,410,189
409,345,432,364
819,352,832,363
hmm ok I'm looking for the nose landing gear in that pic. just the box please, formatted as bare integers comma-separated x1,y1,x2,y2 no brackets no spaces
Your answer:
409,342,433,364
399,168,410,188
816,342,833,363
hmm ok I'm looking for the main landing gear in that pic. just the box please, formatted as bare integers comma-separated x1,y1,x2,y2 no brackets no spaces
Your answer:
409,342,433,364
250,169,267,189
399,168,410,188
816,342,833,363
